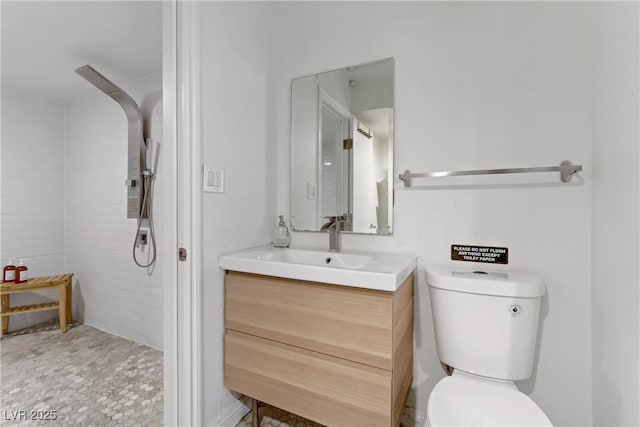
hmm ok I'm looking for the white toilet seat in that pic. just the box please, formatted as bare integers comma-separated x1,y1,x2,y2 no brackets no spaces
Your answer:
427,371,553,427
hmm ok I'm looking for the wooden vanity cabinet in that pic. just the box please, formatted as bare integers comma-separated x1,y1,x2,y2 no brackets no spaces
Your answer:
224,271,414,427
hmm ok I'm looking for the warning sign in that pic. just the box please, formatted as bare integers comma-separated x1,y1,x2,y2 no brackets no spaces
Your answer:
451,245,508,264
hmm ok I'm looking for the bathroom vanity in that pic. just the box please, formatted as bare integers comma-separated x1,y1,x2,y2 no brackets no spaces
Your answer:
220,246,415,427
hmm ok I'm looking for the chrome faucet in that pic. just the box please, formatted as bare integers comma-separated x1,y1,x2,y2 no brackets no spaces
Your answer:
321,215,348,252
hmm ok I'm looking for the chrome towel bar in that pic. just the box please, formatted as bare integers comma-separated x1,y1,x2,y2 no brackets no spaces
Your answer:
398,160,582,187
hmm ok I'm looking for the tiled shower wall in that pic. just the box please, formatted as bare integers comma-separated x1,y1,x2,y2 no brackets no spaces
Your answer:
1,88,66,330
65,73,163,350
2,75,163,349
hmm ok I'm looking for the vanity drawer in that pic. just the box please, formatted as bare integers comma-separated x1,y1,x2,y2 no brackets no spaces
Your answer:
225,271,393,370
225,329,392,427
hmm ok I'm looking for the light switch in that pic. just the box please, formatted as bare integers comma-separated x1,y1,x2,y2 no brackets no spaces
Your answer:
203,165,224,193
307,182,317,200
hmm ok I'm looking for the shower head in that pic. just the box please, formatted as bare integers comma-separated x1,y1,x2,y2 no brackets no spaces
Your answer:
75,65,121,96
75,65,142,120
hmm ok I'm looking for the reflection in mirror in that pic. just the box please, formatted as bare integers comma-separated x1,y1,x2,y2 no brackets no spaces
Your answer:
290,58,394,235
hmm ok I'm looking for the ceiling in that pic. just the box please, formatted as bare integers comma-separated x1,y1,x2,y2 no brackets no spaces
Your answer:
1,1,162,101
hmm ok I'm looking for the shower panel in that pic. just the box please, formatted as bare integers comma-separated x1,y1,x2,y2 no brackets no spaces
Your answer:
75,65,157,268
74,65,146,219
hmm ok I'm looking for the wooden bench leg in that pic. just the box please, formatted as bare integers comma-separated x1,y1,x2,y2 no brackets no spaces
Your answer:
58,285,67,333
1,294,9,335
65,281,72,323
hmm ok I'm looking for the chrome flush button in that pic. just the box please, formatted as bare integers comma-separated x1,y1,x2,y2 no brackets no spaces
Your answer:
509,304,522,316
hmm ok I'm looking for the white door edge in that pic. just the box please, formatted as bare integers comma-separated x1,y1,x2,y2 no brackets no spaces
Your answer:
163,1,203,425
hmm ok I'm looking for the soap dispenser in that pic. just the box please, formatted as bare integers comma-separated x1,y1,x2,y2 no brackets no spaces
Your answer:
15,258,28,283
273,215,292,248
2,258,16,283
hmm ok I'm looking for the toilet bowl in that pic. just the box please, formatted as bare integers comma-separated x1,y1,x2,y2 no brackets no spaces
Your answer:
426,370,552,426
425,266,552,426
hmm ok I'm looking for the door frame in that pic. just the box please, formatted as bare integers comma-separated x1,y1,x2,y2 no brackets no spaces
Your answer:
163,1,202,425
317,87,353,224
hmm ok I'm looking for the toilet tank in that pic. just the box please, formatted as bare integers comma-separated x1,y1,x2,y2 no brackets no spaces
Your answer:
426,266,545,381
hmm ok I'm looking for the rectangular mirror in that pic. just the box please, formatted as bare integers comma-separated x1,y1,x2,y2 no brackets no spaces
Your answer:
290,58,394,235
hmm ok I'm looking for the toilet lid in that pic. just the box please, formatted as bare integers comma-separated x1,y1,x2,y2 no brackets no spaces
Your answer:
427,373,553,426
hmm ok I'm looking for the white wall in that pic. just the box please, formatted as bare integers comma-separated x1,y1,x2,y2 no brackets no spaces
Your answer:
65,73,163,350
271,3,594,426
198,3,276,425
592,3,640,425
1,87,66,330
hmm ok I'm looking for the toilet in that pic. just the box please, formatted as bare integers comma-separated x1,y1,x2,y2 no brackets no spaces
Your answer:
426,266,552,426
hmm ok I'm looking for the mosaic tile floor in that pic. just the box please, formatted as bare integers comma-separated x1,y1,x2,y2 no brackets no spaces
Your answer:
235,402,419,427
1,320,163,426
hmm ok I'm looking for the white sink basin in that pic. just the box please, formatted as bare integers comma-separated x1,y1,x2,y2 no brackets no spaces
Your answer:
219,245,416,291
256,249,374,269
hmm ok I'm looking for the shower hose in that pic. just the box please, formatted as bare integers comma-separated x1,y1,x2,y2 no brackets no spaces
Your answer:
133,169,157,268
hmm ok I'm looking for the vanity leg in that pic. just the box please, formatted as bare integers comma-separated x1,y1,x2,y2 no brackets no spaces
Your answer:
252,398,259,427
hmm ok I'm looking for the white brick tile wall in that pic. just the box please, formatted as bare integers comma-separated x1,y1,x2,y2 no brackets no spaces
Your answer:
1,88,66,329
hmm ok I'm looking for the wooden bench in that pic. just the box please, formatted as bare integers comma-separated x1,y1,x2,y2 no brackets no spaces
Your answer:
1,273,73,335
